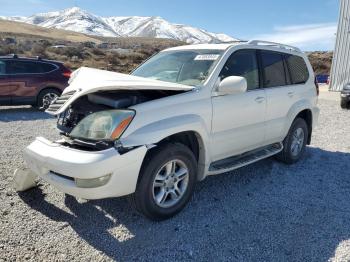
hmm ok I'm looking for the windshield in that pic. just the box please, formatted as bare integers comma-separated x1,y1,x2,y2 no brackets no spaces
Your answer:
132,49,223,86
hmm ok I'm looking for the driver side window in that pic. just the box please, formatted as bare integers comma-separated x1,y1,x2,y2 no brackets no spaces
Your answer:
220,49,260,90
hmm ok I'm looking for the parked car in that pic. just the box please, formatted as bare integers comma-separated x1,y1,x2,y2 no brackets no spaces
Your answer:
16,40,319,220
341,83,350,109
316,74,329,84
0,55,71,109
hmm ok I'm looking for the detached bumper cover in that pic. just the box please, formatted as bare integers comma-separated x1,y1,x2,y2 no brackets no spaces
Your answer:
24,137,147,199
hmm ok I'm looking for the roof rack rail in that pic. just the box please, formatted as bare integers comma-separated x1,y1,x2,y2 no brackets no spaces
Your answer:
247,40,301,52
221,40,247,44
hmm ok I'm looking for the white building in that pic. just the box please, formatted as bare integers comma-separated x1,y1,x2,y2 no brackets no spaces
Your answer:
330,0,350,91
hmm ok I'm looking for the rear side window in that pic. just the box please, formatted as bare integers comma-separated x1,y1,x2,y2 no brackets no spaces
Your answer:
260,51,287,88
220,49,259,90
7,61,41,74
6,61,57,74
41,63,57,73
285,55,309,84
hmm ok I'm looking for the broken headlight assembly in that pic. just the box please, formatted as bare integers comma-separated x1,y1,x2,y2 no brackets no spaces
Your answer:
69,110,135,141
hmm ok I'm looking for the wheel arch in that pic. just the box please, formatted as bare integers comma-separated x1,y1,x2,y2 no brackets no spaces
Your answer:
36,86,62,104
283,98,314,143
295,109,313,144
141,130,208,182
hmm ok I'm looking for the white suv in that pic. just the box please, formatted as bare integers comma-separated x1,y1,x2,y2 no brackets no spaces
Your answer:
17,40,320,220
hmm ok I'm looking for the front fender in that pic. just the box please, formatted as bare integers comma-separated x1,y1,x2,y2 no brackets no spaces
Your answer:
121,114,210,148
120,114,211,178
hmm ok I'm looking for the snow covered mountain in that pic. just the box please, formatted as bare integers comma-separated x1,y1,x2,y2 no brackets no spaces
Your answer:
2,7,238,44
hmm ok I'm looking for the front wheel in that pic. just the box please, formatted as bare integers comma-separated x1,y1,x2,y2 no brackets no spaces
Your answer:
276,118,308,164
131,143,197,221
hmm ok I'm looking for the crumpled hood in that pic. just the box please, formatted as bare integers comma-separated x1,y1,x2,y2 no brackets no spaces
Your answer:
48,67,194,115
65,67,194,94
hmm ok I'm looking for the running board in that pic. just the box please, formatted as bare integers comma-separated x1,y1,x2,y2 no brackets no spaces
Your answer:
209,142,283,174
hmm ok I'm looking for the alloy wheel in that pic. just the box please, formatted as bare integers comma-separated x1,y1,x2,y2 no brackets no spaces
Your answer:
290,127,305,157
152,159,189,208
42,93,58,109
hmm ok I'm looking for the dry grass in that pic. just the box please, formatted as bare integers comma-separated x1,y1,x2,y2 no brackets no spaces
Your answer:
0,19,102,43
0,20,184,73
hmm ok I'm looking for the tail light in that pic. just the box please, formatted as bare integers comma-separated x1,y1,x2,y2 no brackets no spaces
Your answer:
62,68,72,78
314,77,319,96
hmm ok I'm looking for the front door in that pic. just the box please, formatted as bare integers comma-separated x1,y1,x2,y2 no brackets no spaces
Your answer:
210,49,267,161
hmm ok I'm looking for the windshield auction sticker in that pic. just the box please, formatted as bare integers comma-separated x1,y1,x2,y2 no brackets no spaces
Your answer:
194,54,220,61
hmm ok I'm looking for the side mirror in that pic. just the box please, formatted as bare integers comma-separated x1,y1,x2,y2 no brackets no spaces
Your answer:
217,76,247,95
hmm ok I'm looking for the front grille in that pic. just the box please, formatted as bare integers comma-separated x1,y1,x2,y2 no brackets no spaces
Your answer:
46,91,76,113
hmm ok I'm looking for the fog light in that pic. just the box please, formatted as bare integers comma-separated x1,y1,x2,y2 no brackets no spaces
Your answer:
75,174,111,188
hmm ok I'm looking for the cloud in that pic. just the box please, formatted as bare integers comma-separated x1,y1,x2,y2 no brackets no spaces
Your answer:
253,23,337,51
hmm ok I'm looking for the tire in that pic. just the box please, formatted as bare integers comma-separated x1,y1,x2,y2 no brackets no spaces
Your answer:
131,143,197,221
341,98,348,109
275,118,308,164
37,88,61,110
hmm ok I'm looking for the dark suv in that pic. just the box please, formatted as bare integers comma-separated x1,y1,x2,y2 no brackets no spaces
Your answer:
0,55,71,109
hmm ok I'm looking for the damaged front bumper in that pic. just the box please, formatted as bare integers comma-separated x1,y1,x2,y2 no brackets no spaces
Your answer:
22,137,147,199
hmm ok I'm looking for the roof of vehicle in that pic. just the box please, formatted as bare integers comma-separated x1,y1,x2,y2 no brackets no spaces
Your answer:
165,40,303,54
0,54,63,64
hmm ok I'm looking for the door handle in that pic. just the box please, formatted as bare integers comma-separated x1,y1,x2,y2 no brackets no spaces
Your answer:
288,91,294,97
255,96,265,103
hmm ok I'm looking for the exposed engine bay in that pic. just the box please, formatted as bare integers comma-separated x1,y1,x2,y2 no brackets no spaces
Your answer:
56,89,184,150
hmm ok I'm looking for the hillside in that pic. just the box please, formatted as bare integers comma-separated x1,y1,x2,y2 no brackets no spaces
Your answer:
0,19,102,43
0,19,333,75
1,7,237,44
0,19,184,73
307,51,333,75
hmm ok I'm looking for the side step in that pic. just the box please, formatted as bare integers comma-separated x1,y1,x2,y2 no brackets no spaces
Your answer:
209,142,283,174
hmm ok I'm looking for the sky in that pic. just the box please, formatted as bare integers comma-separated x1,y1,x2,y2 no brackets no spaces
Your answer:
0,0,340,51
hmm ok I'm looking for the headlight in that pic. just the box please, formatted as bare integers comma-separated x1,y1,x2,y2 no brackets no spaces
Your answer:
70,110,135,141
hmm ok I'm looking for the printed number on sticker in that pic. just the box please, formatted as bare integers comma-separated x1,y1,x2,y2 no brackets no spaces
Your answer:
194,54,220,61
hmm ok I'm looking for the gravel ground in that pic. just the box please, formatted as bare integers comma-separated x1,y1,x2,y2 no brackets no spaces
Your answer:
0,90,349,262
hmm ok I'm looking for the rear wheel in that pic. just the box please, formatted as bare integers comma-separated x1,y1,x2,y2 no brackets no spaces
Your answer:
37,88,60,110
131,143,197,221
276,118,308,164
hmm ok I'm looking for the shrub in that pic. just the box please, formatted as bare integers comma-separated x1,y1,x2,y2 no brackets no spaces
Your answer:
31,44,46,57
106,53,120,66
91,48,105,56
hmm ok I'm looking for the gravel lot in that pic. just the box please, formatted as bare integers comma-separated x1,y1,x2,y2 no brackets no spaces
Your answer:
0,88,349,262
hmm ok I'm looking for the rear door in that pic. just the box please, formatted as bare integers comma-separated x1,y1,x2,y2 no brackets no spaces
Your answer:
0,59,11,105
7,60,46,105
261,50,307,143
